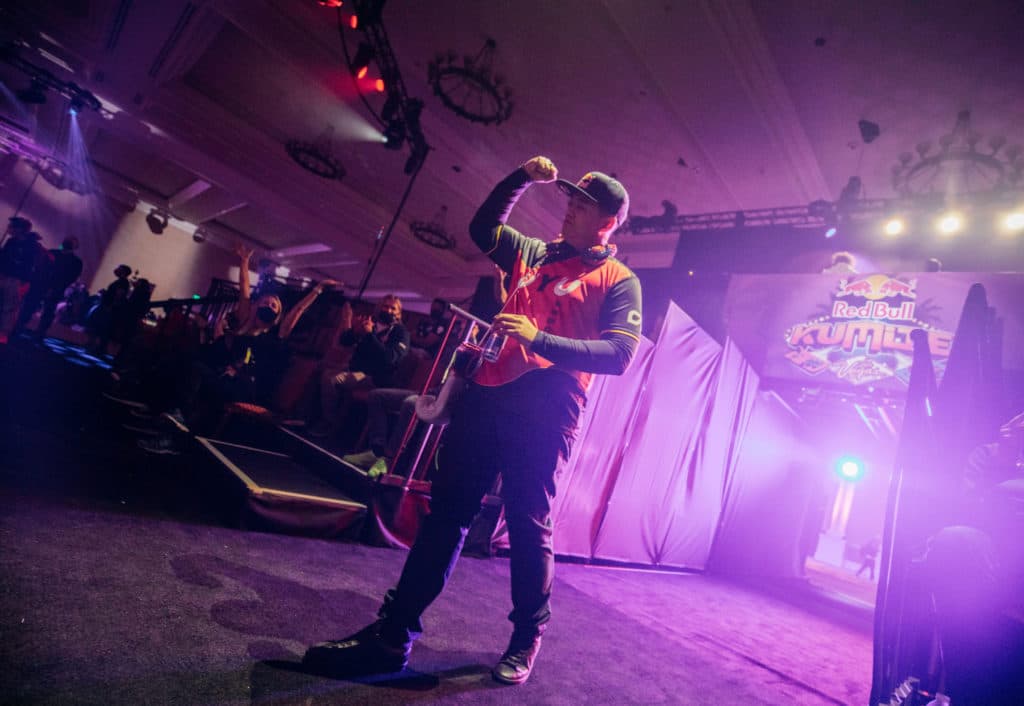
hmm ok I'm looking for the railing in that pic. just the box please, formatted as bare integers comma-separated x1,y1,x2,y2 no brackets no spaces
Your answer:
390,304,492,487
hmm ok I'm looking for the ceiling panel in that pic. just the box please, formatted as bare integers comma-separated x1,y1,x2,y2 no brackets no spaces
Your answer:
1,0,1020,303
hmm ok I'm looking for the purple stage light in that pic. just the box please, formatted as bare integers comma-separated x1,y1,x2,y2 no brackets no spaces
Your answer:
835,456,865,482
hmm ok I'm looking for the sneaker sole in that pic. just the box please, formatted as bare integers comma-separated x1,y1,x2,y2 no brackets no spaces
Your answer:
492,668,531,685
342,457,378,470
302,649,407,678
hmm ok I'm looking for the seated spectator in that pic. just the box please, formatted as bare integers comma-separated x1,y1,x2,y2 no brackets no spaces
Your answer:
410,297,452,357
343,387,421,478
344,299,471,474
135,244,336,454
209,244,337,410
309,294,409,438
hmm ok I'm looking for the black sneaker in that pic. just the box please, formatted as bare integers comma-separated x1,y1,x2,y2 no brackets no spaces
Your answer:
302,620,411,678
492,633,542,685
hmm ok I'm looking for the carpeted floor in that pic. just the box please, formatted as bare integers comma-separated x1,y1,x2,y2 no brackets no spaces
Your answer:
0,338,874,705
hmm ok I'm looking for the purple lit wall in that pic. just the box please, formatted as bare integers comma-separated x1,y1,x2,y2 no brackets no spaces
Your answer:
0,157,239,300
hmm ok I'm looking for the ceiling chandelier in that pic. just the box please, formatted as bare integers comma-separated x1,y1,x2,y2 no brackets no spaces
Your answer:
410,205,454,249
891,110,1023,197
286,127,345,180
427,38,513,126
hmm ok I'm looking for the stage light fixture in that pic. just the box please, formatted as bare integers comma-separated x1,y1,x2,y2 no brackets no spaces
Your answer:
350,42,374,78
835,456,866,482
146,208,169,235
1002,212,1024,232
68,95,85,115
824,227,838,239
883,218,905,236
936,212,963,235
382,118,405,149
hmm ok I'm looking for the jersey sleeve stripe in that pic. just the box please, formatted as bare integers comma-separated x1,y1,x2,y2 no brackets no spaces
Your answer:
482,224,503,255
603,328,640,341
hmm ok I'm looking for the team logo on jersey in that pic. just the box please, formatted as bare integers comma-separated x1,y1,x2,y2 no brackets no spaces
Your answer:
553,278,583,296
627,310,641,326
518,272,584,296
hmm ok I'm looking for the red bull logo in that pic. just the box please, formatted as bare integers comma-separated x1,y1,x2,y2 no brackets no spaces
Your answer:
836,275,918,300
878,278,917,297
831,300,916,320
836,279,875,296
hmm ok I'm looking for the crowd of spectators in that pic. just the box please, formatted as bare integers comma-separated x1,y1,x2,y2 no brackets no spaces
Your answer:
84,239,465,467
0,215,155,350
1,213,470,470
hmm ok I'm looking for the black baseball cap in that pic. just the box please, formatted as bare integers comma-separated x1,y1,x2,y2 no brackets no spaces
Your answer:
556,172,629,226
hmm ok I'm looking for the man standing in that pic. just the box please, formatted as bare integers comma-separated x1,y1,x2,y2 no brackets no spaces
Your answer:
0,217,47,343
15,236,83,338
303,156,642,685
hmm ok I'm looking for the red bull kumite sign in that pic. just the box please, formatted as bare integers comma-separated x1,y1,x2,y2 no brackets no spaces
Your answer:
724,273,1024,392
783,275,953,386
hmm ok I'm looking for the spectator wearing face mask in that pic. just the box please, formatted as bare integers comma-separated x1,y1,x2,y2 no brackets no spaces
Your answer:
310,294,409,438
136,245,336,455
231,242,338,407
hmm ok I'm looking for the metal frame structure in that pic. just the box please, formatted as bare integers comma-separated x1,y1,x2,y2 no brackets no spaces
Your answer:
620,190,1024,236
